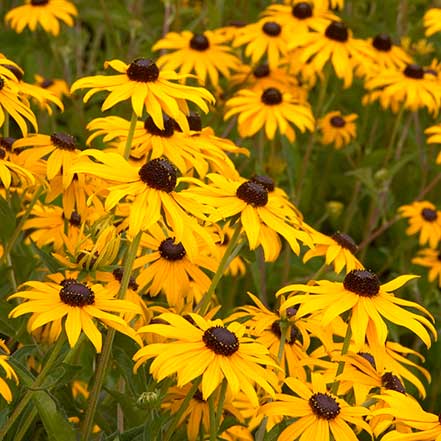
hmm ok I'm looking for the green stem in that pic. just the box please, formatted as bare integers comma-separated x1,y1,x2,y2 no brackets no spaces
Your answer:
214,379,227,429
14,408,38,441
383,106,404,166
163,377,202,441
3,112,9,138
208,393,217,441
330,323,352,395
0,335,66,440
196,221,242,315
123,111,138,160
80,231,142,441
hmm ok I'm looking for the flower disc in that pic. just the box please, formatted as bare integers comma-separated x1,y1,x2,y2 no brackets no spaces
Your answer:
127,58,160,82
158,238,186,261
309,393,341,420
203,326,239,356
343,270,380,297
236,181,268,206
138,158,177,192
59,279,95,306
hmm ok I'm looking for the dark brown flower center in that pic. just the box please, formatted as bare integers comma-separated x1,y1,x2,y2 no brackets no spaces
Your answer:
332,231,358,254
236,180,268,206
0,137,16,151
270,320,299,345
325,21,349,42
187,112,202,131
59,279,95,307
262,21,281,37
203,326,239,356
138,158,177,192
31,0,49,5
251,175,275,192
0,78,4,91
3,64,23,81
309,393,340,419
40,78,54,88
421,207,437,222
425,69,438,77
358,352,376,369
373,33,392,51
292,2,313,19
403,64,424,79
69,211,81,226
329,116,346,128
127,58,160,82
261,87,282,105
0,148,6,160
144,115,175,137
112,267,139,290
343,270,380,297
190,33,210,51
50,132,77,151
382,372,405,394
193,389,205,402
158,238,186,261
253,64,270,78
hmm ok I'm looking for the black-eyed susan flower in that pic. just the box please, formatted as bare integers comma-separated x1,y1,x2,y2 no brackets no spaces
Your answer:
424,8,441,37
365,64,441,115
5,0,78,36
318,111,357,150
9,275,142,352
133,223,217,308
133,313,279,406
262,373,371,441
0,340,18,403
412,248,441,286
0,76,38,136
233,19,290,69
425,123,441,164
153,30,240,87
184,173,312,260
34,74,69,100
224,87,314,141
278,269,436,350
0,140,34,189
289,20,372,88
70,58,215,132
398,201,441,249
303,228,363,273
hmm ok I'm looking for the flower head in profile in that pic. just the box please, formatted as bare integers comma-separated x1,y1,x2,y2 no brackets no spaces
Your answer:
0,340,18,403
398,200,441,249
318,111,357,150
224,87,314,141
71,58,215,132
424,8,441,37
412,248,441,286
425,123,441,164
153,30,240,87
9,275,142,352
133,313,279,406
278,269,436,350
0,138,34,189
262,373,371,441
5,0,78,36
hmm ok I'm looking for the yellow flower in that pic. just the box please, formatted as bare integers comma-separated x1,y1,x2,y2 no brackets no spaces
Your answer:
262,373,371,441
278,270,436,350
412,248,441,286
0,340,18,403
0,139,34,189
398,200,441,249
5,0,78,36
153,30,240,87
424,8,441,37
425,123,441,164
318,111,357,150
9,275,142,352
70,58,215,132
224,87,314,141
34,74,69,100
133,312,279,406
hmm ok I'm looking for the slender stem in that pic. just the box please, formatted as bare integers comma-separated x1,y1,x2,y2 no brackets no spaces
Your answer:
208,393,217,441
14,408,37,441
0,335,66,440
330,323,352,395
214,379,228,429
3,112,9,137
163,377,202,441
80,231,142,441
122,112,138,160
196,221,242,315
383,107,404,166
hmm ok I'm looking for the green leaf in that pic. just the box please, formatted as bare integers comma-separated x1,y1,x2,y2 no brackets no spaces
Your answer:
29,240,63,274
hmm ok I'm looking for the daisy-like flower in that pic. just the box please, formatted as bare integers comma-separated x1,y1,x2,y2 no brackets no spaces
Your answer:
5,0,78,36
184,173,312,260
9,275,142,352
0,340,18,403
133,223,218,308
133,312,279,406
303,228,363,273
412,248,441,286
278,269,436,350
289,20,372,88
424,8,441,37
262,373,371,441
263,1,337,34
224,86,314,141
153,30,240,87
34,74,69,100
0,139,34,189
70,58,215,132
364,63,441,115
424,123,441,164
398,201,441,249
0,76,38,136
71,150,213,255
233,19,290,68
318,111,357,150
